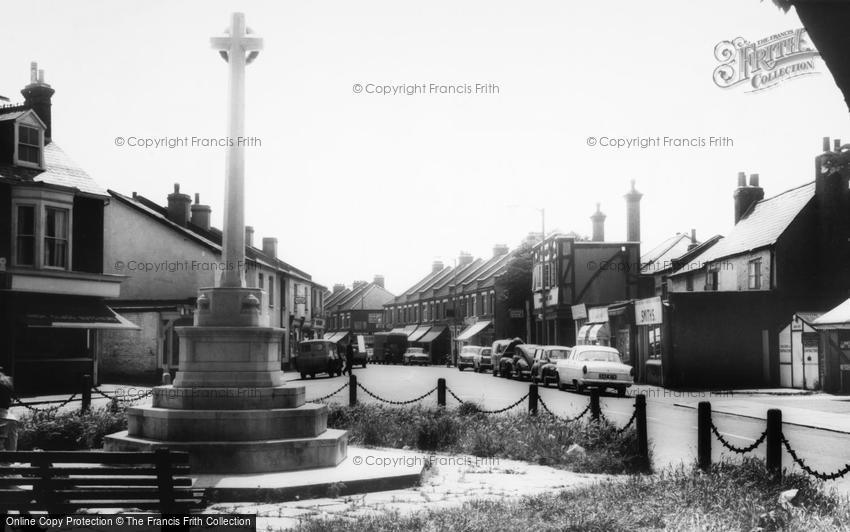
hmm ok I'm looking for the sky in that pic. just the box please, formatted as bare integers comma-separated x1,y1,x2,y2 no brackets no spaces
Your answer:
1,1,848,295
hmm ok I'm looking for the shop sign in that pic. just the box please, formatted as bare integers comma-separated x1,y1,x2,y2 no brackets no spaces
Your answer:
571,303,587,320
635,297,663,326
588,306,609,324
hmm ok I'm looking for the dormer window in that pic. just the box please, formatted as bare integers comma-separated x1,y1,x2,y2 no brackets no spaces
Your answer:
18,125,42,165
7,110,46,169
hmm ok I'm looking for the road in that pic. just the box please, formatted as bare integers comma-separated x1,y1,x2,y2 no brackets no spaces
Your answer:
293,364,850,493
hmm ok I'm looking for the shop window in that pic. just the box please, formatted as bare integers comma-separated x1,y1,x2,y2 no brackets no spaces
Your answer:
43,207,69,269
16,205,36,266
748,259,762,289
648,326,662,359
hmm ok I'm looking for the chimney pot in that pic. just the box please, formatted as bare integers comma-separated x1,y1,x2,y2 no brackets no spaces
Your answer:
21,61,55,142
824,137,831,153
373,274,385,288
737,171,747,187
835,139,842,152
749,173,760,187
733,172,764,224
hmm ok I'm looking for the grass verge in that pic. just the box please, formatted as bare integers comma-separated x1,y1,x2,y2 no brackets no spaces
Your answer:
291,459,850,531
326,402,646,474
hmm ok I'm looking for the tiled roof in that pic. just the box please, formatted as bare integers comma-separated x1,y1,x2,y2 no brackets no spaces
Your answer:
693,182,815,265
0,110,27,122
641,233,692,275
0,142,108,197
813,298,850,327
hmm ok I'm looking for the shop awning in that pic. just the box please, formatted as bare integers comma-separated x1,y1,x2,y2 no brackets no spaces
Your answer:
577,323,610,345
24,301,140,330
324,331,349,343
456,320,491,341
408,325,431,342
403,324,417,335
418,326,447,344
389,327,407,334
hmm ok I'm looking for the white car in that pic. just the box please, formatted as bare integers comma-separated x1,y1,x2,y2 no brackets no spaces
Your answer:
458,345,484,371
555,345,634,396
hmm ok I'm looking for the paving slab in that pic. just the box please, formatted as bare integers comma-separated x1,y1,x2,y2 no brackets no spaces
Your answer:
195,446,424,502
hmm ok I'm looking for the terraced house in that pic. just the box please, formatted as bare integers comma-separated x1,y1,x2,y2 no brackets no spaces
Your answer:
383,245,518,364
323,276,395,346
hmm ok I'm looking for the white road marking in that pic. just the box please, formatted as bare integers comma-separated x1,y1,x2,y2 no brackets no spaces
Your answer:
689,425,756,442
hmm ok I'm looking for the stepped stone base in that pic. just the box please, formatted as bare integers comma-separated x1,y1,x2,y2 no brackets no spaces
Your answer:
152,384,304,410
104,429,348,474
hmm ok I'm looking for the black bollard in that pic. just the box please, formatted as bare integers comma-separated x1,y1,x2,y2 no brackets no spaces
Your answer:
349,374,357,407
529,384,539,415
437,378,446,407
697,401,711,471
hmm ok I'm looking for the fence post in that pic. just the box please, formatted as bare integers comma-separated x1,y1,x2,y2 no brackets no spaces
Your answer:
636,394,649,472
766,408,782,477
528,384,538,415
590,388,601,420
697,401,712,471
437,378,446,407
81,374,92,413
349,374,357,407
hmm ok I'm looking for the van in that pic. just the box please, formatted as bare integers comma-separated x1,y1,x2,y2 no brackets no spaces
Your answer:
295,340,343,379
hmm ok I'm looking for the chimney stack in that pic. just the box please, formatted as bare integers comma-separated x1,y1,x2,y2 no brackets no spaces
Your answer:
432,260,444,273
333,283,345,293
590,203,606,242
624,179,643,242
458,251,474,266
190,193,211,230
21,62,55,143
493,244,509,257
733,171,764,224
688,228,699,251
262,237,278,258
166,184,191,227
373,274,385,288
245,226,254,248
353,280,368,290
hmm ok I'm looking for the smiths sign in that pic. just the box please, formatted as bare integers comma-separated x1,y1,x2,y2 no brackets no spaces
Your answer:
634,297,663,326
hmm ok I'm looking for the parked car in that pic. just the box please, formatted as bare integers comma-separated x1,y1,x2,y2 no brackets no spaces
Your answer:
295,340,343,379
504,344,539,380
491,338,523,377
366,348,374,363
531,346,573,386
555,345,634,396
403,347,430,366
474,347,493,373
350,345,368,368
458,345,484,371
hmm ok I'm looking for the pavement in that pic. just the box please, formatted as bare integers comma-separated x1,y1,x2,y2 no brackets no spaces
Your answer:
204,449,614,530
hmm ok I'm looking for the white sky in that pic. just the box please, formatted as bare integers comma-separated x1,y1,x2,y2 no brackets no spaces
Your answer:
2,1,848,295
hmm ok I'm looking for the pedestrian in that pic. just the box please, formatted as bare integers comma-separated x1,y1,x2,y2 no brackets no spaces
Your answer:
344,343,354,376
0,368,18,451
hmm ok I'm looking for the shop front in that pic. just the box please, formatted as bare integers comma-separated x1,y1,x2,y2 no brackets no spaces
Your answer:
634,296,664,385
576,306,610,346
778,312,823,390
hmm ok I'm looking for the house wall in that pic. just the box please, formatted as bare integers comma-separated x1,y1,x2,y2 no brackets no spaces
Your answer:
0,183,10,261
99,311,158,381
714,249,772,291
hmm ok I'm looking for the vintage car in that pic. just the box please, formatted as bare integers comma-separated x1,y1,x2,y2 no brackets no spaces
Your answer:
474,347,493,373
457,345,485,371
491,338,523,377
555,345,634,396
503,344,539,380
402,347,430,366
530,345,573,386
295,339,344,379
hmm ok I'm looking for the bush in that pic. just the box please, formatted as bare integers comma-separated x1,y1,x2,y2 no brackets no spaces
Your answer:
17,401,128,450
415,412,460,451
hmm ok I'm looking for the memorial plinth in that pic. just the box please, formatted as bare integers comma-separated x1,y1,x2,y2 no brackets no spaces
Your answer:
105,12,347,474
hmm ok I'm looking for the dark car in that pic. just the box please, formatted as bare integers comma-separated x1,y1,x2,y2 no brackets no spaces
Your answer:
296,340,343,379
531,345,573,386
506,344,539,380
492,338,523,377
